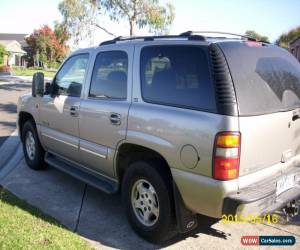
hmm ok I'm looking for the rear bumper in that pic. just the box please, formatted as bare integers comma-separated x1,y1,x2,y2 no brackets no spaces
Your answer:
223,172,300,217
172,166,300,219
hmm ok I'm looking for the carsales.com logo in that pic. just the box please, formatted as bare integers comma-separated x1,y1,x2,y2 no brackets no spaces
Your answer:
241,236,295,246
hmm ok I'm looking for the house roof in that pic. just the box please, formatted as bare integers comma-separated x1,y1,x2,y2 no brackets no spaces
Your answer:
0,40,26,54
0,33,28,47
0,40,16,46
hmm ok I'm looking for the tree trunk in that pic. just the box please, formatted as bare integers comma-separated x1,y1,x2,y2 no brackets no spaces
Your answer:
130,19,136,37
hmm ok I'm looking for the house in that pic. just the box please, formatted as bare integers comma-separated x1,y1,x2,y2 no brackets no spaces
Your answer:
0,40,26,66
0,33,29,66
289,36,300,62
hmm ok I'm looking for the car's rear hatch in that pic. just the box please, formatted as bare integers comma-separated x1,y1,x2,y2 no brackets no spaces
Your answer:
218,41,300,177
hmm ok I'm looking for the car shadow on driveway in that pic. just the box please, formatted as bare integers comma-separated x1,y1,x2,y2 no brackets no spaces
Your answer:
0,83,31,92
0,124,16,146
161,215,228,248
0,158,228,249
77,185,228,249
0,135,11,147
0,103,17,114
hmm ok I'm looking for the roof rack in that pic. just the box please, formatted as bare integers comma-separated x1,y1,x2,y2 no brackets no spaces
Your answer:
179,31,270,43
99,33,205,46
99,30,270,46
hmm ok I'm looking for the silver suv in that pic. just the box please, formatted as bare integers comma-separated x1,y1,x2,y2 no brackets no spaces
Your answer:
17,32,300,243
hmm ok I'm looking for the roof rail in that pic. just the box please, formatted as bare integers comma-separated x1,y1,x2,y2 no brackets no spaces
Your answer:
99,31,270,46
179,31,270,43
99,33,205,46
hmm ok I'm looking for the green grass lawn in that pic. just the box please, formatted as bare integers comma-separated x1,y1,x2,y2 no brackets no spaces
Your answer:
12,67,56,78
0,187,92,250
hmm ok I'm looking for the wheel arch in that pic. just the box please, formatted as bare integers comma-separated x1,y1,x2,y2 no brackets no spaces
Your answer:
18,111,35,140
115,142,173,184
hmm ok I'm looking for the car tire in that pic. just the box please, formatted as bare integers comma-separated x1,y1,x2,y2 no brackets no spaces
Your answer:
122,159,175,243
21,120,46,170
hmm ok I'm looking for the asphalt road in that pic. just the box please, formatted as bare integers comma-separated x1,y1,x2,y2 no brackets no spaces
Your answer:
0,76,32,146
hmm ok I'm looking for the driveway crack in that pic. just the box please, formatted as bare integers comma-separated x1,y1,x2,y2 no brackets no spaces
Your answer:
263,223,300,237
74,183,87,232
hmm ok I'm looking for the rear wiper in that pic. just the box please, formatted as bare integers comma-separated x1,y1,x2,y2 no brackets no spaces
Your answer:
279,105,300,112
278,108,292,112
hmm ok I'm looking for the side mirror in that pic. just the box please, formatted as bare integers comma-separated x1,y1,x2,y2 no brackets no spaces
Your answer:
32,72,44,97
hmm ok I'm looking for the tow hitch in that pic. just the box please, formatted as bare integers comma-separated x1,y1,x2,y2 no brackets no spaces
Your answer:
282,200,299,221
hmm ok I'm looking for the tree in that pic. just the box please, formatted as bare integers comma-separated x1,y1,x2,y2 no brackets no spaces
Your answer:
245,30,269,42
99,0,175,36
58,0,99,45
0,44,8,65
26,25,69,67
276,26,300,49
58,0,175,44
54,21,70,45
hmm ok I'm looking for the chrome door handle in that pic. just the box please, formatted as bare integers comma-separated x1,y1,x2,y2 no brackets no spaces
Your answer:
110,113,121,125
70,106,79,117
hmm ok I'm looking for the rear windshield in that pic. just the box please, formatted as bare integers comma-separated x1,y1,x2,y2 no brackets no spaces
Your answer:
219,42,300,116
140,45,216,112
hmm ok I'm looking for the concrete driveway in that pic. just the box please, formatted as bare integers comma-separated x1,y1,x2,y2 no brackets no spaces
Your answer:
0,135,299,249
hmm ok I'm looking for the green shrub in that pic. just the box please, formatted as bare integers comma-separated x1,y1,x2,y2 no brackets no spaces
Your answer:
28,66,44,70
0,44,7,65
47,62,61,70
12,66,56,78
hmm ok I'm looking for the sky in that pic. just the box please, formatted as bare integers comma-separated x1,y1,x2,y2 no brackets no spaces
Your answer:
0,0,299,47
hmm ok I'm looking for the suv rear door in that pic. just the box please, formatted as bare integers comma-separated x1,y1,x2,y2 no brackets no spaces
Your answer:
78,46,133,177
219,42,300,177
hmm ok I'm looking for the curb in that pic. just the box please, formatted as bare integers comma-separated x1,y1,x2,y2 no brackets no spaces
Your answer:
0,129,21,170
0,143,23,181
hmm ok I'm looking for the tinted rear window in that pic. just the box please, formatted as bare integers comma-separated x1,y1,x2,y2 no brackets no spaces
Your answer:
140,46,216,112
219,42,300,115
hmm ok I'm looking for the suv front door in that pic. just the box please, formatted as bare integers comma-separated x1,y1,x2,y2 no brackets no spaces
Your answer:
79,47,133,177
39,53,89,162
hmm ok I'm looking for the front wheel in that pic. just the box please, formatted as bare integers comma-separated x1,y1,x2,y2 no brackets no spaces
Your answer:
122,160,175,243
21,120,46,170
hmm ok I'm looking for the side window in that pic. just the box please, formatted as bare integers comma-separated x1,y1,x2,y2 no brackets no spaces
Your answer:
140,46,216,112
54,54,89,97
89,51,128,99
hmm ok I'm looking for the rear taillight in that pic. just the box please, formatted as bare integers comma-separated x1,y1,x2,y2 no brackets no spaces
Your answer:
213,132,241,180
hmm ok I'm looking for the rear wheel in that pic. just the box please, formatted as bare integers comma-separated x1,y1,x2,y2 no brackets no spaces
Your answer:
122,160,175,243
21,120,46,170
